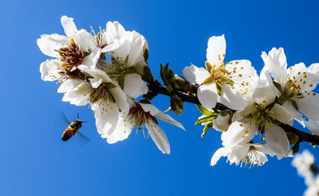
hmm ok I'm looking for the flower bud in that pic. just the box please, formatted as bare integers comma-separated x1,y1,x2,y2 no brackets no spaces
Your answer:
173,74,186,90
170,94,184,115
212,111,231,132
287,132,299,145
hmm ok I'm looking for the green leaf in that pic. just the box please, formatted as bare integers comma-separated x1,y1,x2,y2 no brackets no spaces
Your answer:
216,83,222,96
273,81,283,93
202,122,213,138
118,75,125,88
196,104,214,116
195,115,217,125
289,99,299,111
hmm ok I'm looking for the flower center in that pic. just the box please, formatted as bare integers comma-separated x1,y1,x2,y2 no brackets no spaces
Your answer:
128,103,152,129
283,72,306,100
90,26,107,49
89,83,114,103
244,102,276,134
56,39,90,71
202,61,232,86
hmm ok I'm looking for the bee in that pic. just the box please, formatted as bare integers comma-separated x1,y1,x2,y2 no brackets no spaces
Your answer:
60,111,90,143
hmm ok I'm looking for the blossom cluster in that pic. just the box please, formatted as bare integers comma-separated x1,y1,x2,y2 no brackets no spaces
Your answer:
38,16,319,167
292,150,319,196
37,16,184,154
183,35,319,168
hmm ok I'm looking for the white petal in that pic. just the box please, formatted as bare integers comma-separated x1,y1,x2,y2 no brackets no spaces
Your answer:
210,147,228,166
92,99,120,137
282,102,305,127
57,79,83,93
61,16,78,36
272,103,294,125
265,125,290,160
252,86,277,106
206,35,226,66
107,114,135,143
217,83,248,111
146,121,170,154
267,47,287,83
182,64,210,84
253,144,275,157
37,34,68,57
228,145,249,165
308,63,319,75
109,85,129,112
221,119,256,147
197,83,218,109
123,73,148,98
304,120,319,136
40,60,62,81
140,103,185,130
298,93,319,121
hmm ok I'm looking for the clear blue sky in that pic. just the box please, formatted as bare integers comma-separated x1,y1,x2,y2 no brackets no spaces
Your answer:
1,0,319,195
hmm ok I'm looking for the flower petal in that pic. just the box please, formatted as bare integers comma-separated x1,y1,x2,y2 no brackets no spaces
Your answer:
92,99,120,137
206,35,226,66
272,103,294,125
107,114,135,143
146,121,170,154
123,73,148,98
182,64,210,84
210,147,228,166
197,83,218,109
298,93,319,121
61,16,78,36
265,125,290,160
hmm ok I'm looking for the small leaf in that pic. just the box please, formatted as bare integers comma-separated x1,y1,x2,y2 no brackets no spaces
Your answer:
289,99,299,111
195,115,217,125
118,75,125,88
196,104,214,116
273,81,283,93
202,122,213,138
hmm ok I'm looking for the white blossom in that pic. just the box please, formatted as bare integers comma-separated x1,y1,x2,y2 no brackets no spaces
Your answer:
183,35,257,110
221,86,293,160
107,102,185,154
211,143,274,168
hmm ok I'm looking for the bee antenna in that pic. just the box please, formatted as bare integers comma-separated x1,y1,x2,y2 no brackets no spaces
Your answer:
77,113,80,119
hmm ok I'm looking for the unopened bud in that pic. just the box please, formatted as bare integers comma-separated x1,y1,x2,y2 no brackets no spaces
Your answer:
287,132,299,145
212,111,231,132
167,69,175,83
170,94,184,115
173,74,186,90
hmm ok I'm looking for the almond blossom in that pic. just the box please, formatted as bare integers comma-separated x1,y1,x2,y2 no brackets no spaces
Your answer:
183,35,257,110
262,47,319,126
211,143,274,168
221,86,294,160
106,101,185,154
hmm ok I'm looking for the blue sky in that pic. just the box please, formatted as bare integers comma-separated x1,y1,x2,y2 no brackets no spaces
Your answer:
1,0,319,195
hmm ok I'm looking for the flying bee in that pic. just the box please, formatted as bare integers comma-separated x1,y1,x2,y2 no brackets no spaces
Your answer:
60,111,90,143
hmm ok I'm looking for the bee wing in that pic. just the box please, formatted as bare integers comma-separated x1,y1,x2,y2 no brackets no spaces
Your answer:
60,110,71,125
76,131,91,144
